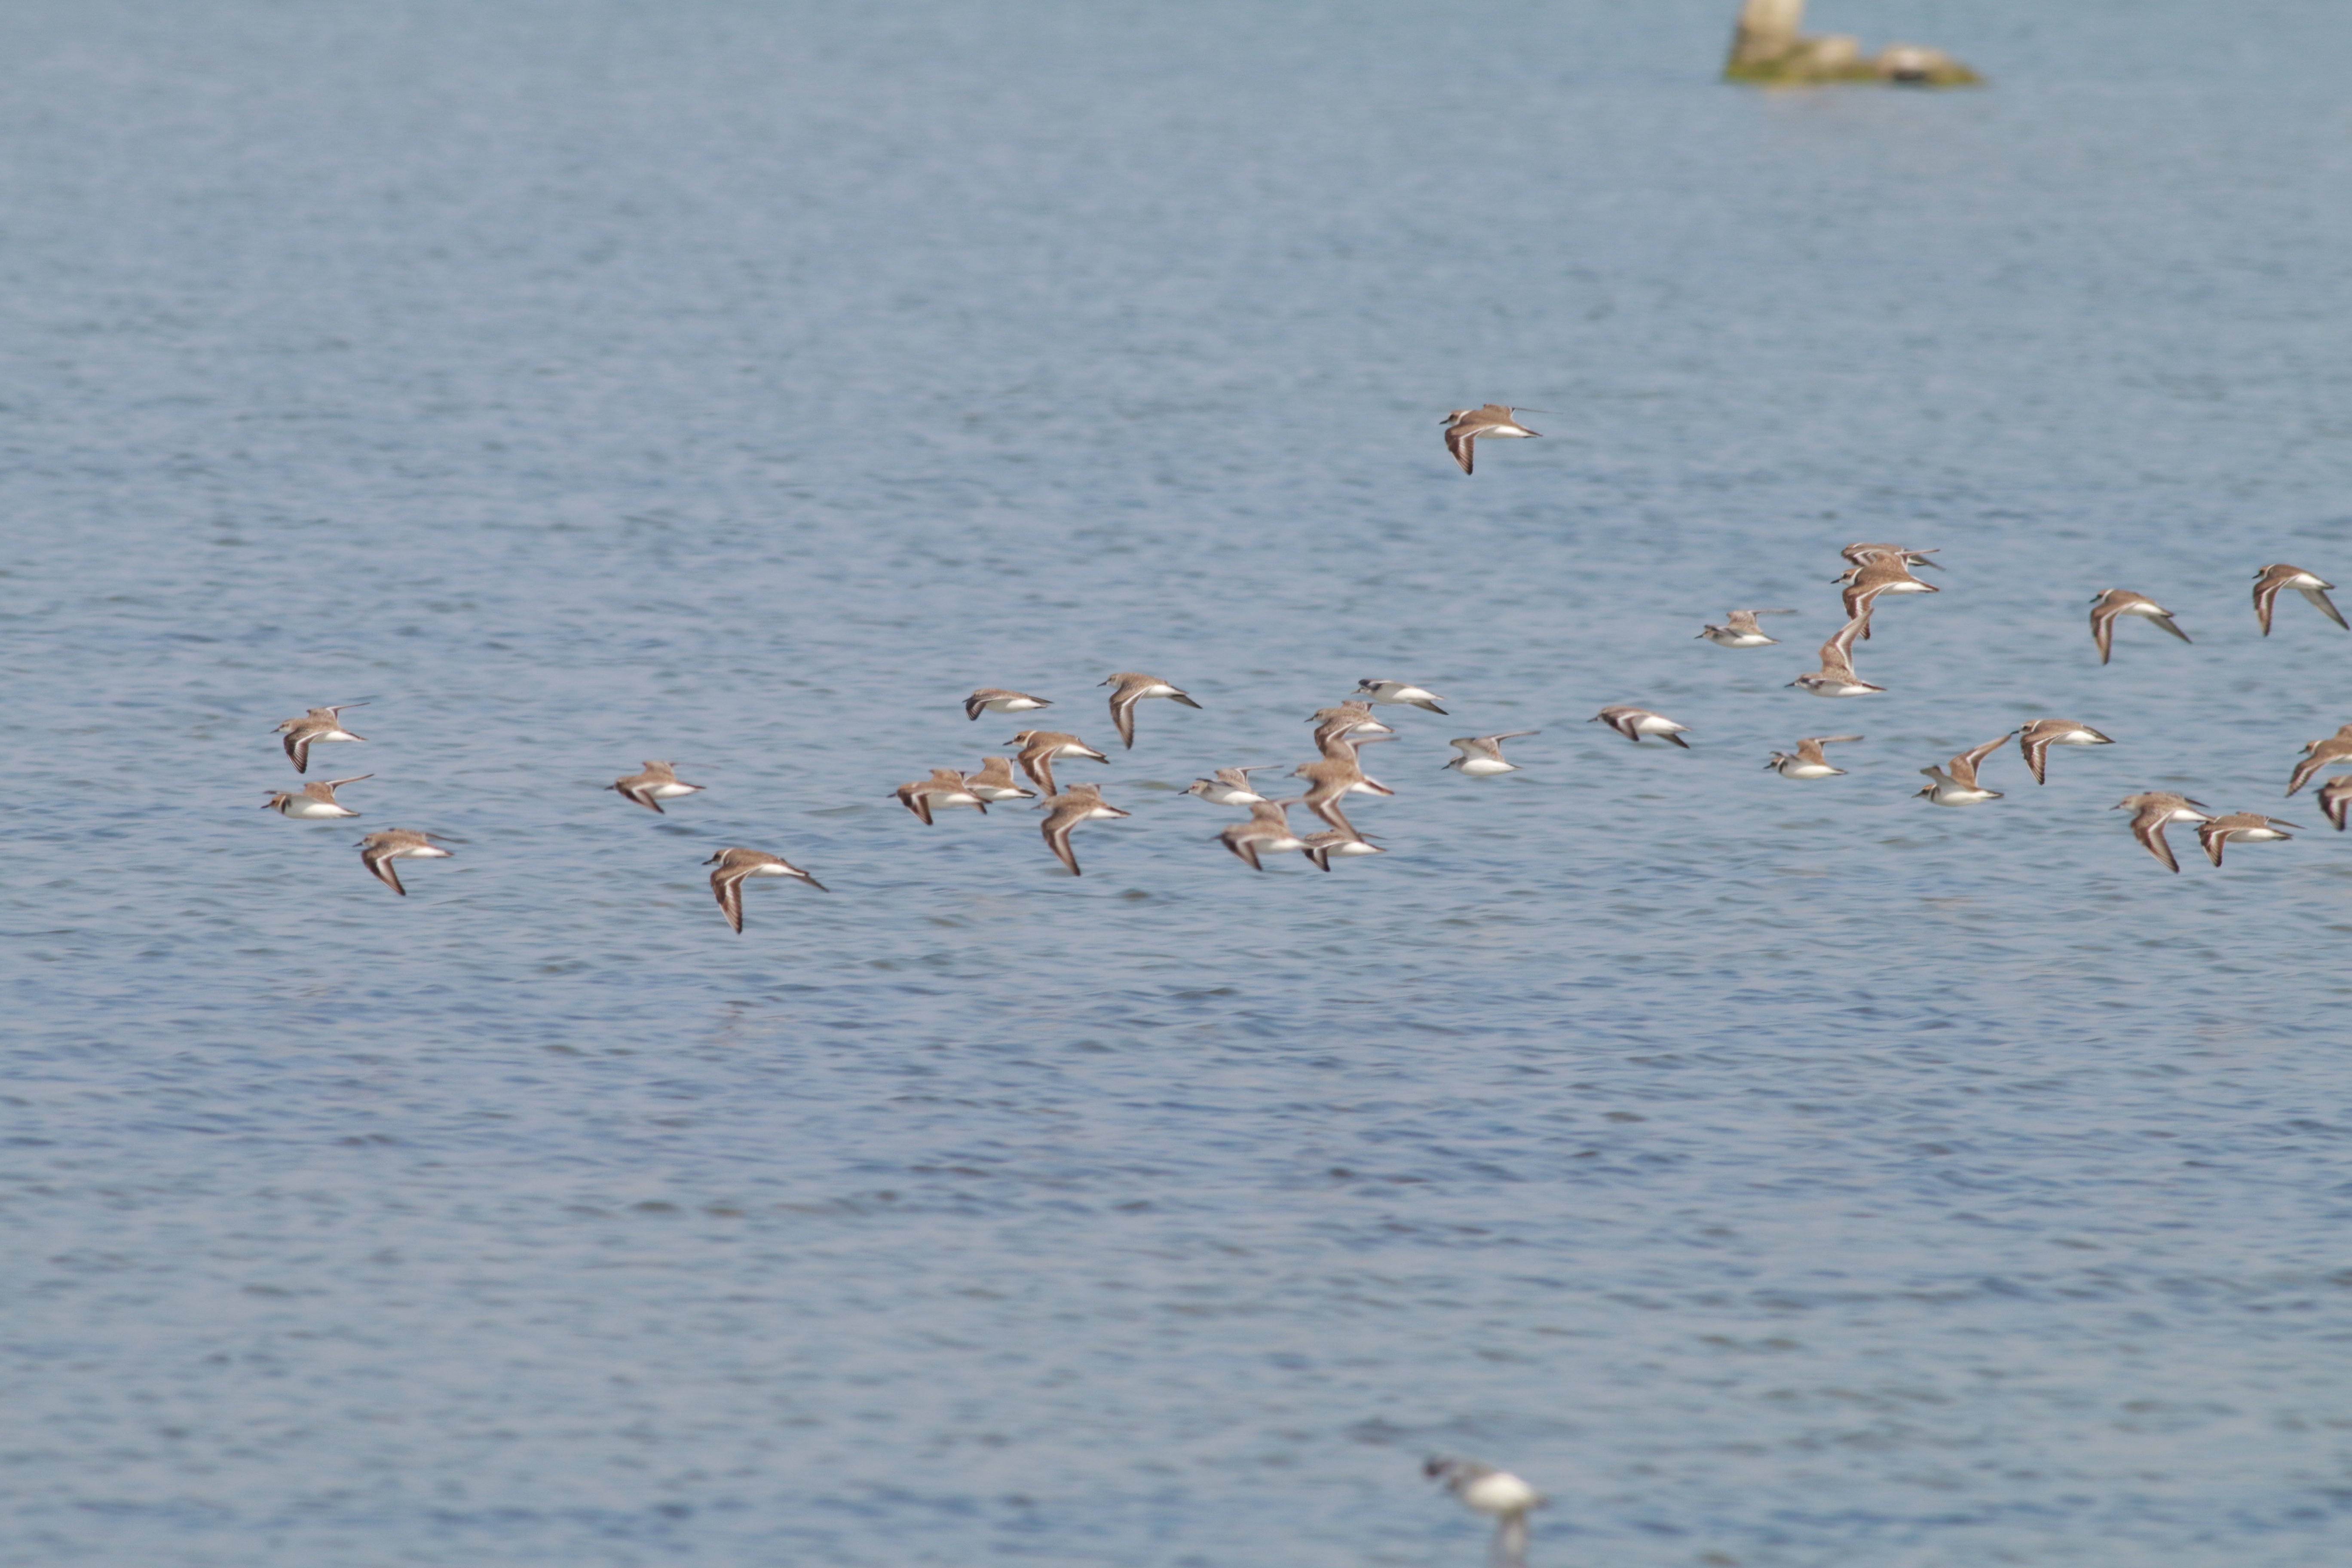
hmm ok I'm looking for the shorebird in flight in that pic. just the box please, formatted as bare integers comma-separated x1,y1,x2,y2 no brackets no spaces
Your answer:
1764,735,1861,778
2251,563,2346,636
962,756,1036,802
2285,725,2352,797
1006,731,1110,797
965,687,1051,721
1354,679,1448,714
608,760,705,815
263,775,371,818
1442,732,1538,776
704,847,826,932
894,768,988,824
1100,671,1201,749
274,703,367,774
2113,792,2212,874
1917,732,2015,806
1217,798,1310,871
1425,1456,1547,1568
1185,766,1278,806
1591,706,1690,747
1697,608,1797,648
2015,720,2113,785
1789,615,1883,697
1441,405,1543,474
2197,812,2300,867
357,829,452,896
1037,783,1129,876
2088,589,2191,665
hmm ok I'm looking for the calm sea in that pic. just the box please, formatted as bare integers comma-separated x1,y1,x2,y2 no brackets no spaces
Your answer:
6,2,2352,1563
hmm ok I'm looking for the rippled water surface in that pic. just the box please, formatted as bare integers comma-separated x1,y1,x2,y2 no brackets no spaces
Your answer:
9,2,2352,1563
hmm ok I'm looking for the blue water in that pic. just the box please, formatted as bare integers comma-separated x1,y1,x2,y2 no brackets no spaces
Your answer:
8,2,2352,1563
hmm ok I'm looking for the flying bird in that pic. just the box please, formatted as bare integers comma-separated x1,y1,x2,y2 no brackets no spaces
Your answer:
2251,563,2347,636
704,847,826,933
2112,792,2213,874
1441,404,1542,474
2088,589,2191,665
1100,671,1201,749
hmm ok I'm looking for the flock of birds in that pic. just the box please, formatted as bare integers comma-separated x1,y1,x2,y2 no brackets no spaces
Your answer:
253,411,2352,945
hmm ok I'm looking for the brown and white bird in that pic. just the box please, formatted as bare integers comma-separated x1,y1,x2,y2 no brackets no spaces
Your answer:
1291,742,1395,838
1763,735,1862,779
1218,798,1311,871
356,829,452,896
1441,404,1541,474
1354,679,1449,714
2088,589,2191,665
1037,783,1129,876
2286,725,2352,797
274,703,367,774
608,760,705,815
2316,775,2352,832
1789,615,1884,698
1185,766,1278,806
1917,733,2015,806
262,775,371,818
2251,563,2347,636
894,768,989,824
2015,719,2114,785
1100,671,1201,749
1696,608,1797,648
704,847,827,932
1299,829,1385,871
2197,812,2300,867
1006,731,1110,797
1841,542,1942,572
1590,706,1691,747
965,687,1052,721
962,756,1036,802
1835,556,1938,629
2112,792,2213,874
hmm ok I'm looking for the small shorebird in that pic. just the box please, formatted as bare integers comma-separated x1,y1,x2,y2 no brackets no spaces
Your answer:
357,829,452,896
1442,731,1538,775
1300,829,1385,871
1038,783,1129,876
2197,812,2300,867
1917,732,2015,806
263,774,371,818
962,756,1036,802
1842,542,1942,571
1697,608,1797,648
1425,1456,1547,1568
2089,589,2191,665
894,768,989,824
2251,563,2347,636
1292,748,1394,837
2317,775,2352,831
1764,735,1862,778
2285,725,2352,797
274,703,367,774
1218,798,1310,870
1101,671,1202,749
1441,404,1541,474
608,760,705,815
965,687,1052,721
1184,766,1277,805
1354,679,1448,714
704,846,827,932
1591,706,1690,747
2113,792,2213,874
2016,719,2113,785
1836,557,1938,629
1789,615,1884,698
1308,701,1394,743
1006,730,1110,797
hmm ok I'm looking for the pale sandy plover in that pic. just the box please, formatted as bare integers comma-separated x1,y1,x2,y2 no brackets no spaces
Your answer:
1218,798,1310,871
357,828,452,896
1917,732,2015,806
275,703,367,774
1789,615,1883,698
962,756,1036,802
1425,1455,1547,1568
704,846,827,932
609,760,706,815
2197,812,2300,867
1354,679,1449,714
2113,792,2213,874
2285,724,2352,797
2016,719,2113,785
263,774,371,818
1185,766,1278,806
2088,589,2191,665
1442,731,1537,775
1591,706,1690,747
1037,782,1129,876
1101,671,1202,750
1697,608,1797,648
2251,563,2347,636
1006,730,1110,798
965,687,1052,721
895,768,988,824
1764,735,1862,778
1441,404,1541,474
